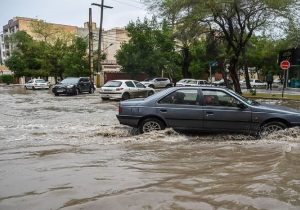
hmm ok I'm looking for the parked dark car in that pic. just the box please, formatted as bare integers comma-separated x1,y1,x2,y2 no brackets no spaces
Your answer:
52,77,95,96
117,87,300,136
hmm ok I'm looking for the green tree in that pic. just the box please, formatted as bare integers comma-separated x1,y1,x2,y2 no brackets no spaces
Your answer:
145,0,298,94
62,37,89,77
116,18,179,78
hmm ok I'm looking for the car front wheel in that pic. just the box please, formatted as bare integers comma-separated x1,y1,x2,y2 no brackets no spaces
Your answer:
259,121,287,137
74,88,79,95
139,118,165,134
148,90,154,96
89,87,94,94
122,92,130,100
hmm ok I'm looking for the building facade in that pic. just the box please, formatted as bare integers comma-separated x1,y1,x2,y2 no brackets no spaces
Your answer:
0,17,129,71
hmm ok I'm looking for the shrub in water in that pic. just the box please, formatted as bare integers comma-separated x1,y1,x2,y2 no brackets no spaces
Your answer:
0,75,14,85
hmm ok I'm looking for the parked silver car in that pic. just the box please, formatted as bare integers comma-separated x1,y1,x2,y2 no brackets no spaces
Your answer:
25,79,50,90
117,87,300,136
99,80,155,100
184,79,209,86
140,78,173,89
175,78,196,86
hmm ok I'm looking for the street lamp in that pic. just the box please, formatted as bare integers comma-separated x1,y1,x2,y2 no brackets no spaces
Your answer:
91,1,113,74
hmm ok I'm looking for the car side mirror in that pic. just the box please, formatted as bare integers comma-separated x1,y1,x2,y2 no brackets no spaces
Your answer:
237,101,247,109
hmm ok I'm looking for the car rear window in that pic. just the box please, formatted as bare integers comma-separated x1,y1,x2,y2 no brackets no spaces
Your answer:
103,81,122,87
36,79,46,83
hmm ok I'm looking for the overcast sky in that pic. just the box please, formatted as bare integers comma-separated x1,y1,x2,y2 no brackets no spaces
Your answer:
0,0,150,31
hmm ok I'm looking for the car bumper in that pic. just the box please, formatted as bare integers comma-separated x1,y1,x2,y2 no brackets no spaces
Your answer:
34,85,49,89
100,92,122,99
52,88,73,94
116,115,141,127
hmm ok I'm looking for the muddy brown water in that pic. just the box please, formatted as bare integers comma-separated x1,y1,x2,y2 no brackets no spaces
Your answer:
0,86,300,210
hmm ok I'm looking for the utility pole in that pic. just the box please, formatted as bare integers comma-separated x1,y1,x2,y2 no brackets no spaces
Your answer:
88,8,94,82
91,1,113,74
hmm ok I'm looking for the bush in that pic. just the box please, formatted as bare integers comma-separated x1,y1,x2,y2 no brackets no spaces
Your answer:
0,74,14,85
250,88,256,96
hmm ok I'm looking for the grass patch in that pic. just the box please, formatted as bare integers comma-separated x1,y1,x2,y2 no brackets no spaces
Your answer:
243,92,300,100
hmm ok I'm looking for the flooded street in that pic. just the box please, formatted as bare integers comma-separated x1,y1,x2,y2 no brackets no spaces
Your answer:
0,86,300,210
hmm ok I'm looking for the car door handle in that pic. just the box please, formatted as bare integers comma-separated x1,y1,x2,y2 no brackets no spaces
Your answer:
160,109,167,113
206,111,214,116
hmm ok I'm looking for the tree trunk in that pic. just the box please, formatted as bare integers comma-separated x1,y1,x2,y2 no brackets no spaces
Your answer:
229,58,242,94
244,66,251,90
182,47,191,78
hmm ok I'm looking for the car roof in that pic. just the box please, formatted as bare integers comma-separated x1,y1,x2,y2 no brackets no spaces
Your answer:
108,80,137,82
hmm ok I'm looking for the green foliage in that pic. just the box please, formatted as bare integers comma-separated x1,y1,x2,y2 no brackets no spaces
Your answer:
0,74,14,84
62,37,89,77
145,0,298,93
116,18,180,78
5,30,89,80
250,88,257,96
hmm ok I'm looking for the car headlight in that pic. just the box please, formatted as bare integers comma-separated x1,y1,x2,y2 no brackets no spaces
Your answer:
67,85,74,88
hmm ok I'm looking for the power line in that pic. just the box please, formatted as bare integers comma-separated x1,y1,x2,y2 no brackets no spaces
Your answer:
110,0,145,10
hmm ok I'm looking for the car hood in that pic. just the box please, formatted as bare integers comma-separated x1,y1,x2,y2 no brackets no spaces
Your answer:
53,83,75,88
255,103,300,115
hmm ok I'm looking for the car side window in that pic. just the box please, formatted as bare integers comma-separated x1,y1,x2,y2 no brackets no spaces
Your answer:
134,82,145,88
202,90,239,107
159,89,199,105
125,81,135,87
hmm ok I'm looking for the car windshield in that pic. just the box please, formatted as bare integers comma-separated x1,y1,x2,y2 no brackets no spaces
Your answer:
60,78,79,84
228,89,260,106
143,78,153,82
103,81,122,87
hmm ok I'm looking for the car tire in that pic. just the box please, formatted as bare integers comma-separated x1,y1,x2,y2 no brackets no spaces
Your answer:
259,121,287,137
165,84,172,88
74,88,79,95
101,97,109,101
122,92,130,100
148,84,155,89
32,86,35,90
148,90,154,96
139,118,165,134
89,87,94,94
54,93,59,96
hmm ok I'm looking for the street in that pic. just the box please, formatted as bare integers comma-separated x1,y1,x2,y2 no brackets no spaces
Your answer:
0,86,300,210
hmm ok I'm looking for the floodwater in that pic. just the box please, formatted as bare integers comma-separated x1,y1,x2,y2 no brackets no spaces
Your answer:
0,86,300,210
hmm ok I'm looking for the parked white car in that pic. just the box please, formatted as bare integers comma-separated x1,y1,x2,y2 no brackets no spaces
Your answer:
184,79,209,86
175,78,196,86
99,80,155,100
140,78,173,88
25,79,50,90
240,79,267,87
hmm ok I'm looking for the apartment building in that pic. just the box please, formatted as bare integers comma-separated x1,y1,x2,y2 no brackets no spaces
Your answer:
0,17,78,63
0,17,129,72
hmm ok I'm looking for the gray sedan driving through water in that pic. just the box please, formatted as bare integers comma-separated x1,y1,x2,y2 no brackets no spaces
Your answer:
117,87,300,136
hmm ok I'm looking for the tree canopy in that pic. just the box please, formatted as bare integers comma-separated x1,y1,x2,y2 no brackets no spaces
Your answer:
144,0,299,93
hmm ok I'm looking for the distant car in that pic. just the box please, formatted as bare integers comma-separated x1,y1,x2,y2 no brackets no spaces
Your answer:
99,80,155,100
140,78,173,89
117,86,300,137
52,77,95,96
212,79,233,87
25,79,50,90
185,80,209,86
273,78,283,84
176,79,196,87
249,79,267,87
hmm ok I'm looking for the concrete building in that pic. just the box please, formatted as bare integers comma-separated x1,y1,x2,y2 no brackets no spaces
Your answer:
0,17,78,64
0,17,129,82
